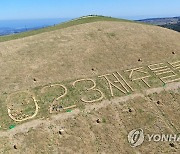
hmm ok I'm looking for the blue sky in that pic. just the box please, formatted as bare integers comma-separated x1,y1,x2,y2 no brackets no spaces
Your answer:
0,0,180,20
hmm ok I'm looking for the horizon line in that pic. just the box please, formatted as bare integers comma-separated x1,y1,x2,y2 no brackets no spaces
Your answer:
0,15,179,21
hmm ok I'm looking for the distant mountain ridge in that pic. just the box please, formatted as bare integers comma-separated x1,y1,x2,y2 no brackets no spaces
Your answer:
137,16,180,25
137,16,180,32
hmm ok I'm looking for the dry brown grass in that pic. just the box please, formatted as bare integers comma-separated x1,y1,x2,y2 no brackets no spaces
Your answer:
0,20,180,153
0,21,180,94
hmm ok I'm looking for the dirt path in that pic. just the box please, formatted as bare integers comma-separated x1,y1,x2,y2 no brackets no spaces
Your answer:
0,81,180,138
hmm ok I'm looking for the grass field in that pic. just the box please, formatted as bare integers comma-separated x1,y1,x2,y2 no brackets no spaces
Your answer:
0,16,180,153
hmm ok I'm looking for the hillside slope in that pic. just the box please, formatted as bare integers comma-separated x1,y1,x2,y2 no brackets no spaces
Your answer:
0,16,132,42
0,17,180,153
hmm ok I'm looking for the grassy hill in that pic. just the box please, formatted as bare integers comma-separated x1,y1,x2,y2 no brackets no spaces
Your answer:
0,15,133,42
0,16,180,153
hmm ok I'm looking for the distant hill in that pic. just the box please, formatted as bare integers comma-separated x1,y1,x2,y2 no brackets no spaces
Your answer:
137,16,180,32
137,16,180,25
161,22,180,32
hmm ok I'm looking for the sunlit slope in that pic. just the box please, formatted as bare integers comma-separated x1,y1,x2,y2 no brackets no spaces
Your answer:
0,16,134,42
0,16,180,154
0,19,180,94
